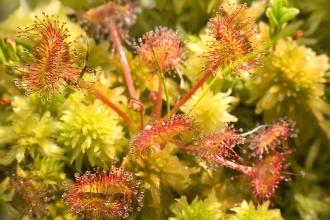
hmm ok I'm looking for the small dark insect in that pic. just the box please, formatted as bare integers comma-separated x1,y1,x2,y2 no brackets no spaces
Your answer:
71,39,96,85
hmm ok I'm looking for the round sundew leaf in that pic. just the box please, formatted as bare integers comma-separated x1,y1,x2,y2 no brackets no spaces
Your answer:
62,160,144,219
129,114,198,158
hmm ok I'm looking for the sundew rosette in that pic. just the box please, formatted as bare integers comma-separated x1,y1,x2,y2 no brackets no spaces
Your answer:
9,164,56,218
194,124,244,170
248,152,292,202
200,3,264,76
248,118,297,158
61,160,144,219
129,114,198,159
133,26,186,75
76,0,136,43
13,13,83,102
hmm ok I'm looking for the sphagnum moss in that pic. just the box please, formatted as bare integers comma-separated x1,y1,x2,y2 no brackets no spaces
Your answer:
56,99,127,172
180,86,238,131
247,38,330,139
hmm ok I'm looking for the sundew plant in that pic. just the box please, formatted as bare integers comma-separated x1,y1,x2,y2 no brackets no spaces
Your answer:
0,0,330,219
